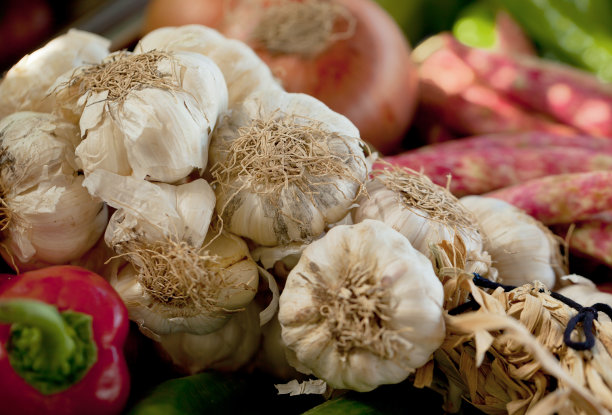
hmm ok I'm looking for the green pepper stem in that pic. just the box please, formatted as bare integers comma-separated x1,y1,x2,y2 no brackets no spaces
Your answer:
0,299,75,372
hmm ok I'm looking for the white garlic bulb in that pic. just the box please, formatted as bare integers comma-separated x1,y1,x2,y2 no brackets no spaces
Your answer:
278,219,445,392
54,49,228,183
557,275,612,310
83,170,216,249
0,29,110,118
156,301,262,374
0,112,107,266
352,166,492,277
111,229,259,337
209,89,368,247
459,195,566,289
134,24,283,107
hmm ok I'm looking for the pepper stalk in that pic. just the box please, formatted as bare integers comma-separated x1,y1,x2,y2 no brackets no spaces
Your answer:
0,299,97,395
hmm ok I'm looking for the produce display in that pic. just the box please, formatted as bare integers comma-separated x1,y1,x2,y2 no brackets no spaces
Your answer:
3,0,612,414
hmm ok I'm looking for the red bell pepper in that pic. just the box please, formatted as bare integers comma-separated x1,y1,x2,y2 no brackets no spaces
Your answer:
0,265,130,415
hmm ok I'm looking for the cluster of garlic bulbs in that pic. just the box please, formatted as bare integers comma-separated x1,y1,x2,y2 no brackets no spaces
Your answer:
0,23,571,397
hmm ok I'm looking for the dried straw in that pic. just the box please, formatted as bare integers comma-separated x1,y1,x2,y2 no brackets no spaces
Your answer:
414,243,612,415
251,0,356,57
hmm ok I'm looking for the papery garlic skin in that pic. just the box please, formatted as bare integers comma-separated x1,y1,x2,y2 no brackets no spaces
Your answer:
69,50,228,182
210,90,368,247
7,178,108,264
110,230,259,336
83,170,215,248
352,171,491,277
278,219,445,392
459,195,565,289
0,29,110,118
157,302,262,374
250,242,307,271
135,24,282,106
0,112,107,265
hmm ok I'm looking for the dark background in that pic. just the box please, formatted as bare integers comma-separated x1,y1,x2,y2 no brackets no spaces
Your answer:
0,0,148,73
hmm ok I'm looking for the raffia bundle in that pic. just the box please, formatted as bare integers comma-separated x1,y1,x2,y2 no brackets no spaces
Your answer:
413,240,612,415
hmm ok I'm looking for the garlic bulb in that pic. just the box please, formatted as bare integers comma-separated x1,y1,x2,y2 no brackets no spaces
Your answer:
111,229,259,337
557,275,612,309
278,219,445,392
134,24,282,106
0,29,110,118
209,89,368,246
352,165,493,278
54,49,228,182
459,195,566,289
83,170,216,249
0,112,107,266
157,301,262,374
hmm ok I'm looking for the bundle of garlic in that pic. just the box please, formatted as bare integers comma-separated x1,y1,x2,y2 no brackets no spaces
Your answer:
208,89,369,247
83,170,261,337
419,280,612,414
52,48,228,183
459,195,567,289
0,112,107,270
0,29,110,119
352,164,495,279
278,219,446,392
134,24,283,107
156,301,262,374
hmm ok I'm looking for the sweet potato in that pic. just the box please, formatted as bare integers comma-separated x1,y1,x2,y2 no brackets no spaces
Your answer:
486,171,612,225
381,145,612,196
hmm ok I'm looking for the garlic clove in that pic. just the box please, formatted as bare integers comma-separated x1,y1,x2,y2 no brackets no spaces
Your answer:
459,195,565,289
209,89,368,246
0,29,110,118
135,24,283,106
278,219,445,392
